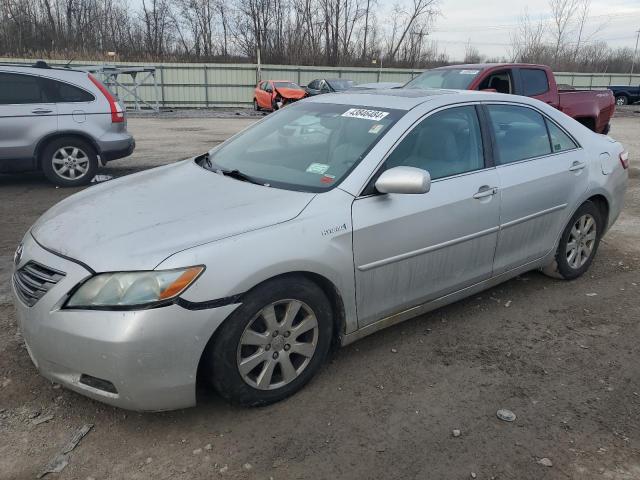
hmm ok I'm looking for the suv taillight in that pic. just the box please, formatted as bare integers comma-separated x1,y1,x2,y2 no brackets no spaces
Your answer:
88,74,125,123
620,151,629,169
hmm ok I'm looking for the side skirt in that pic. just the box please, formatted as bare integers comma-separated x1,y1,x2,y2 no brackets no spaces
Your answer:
340,254,553,347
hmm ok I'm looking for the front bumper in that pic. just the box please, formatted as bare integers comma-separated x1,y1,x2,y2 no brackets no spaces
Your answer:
12,234,238,411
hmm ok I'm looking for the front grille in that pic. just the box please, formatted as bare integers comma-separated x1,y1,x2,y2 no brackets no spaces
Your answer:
13,261,65,307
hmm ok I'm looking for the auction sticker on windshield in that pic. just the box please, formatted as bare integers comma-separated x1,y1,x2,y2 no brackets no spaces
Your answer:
341,108,389,121
460,69,480,75
306,163,330,174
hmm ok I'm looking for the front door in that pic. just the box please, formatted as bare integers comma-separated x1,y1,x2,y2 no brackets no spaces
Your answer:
352,105,501,326
485,103,589,273
0,72,57,167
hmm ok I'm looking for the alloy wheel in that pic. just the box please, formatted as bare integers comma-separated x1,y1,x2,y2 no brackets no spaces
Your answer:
566,213,597,269
237,299,319,390
52,146,90,181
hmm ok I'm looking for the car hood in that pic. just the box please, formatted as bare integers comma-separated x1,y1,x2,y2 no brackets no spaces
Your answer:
31,160,315,272
276,87,306,99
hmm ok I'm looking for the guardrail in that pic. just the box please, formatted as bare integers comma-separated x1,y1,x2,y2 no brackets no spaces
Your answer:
2,58,639,108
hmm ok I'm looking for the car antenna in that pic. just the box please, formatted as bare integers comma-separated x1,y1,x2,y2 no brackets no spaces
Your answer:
64,57,76,69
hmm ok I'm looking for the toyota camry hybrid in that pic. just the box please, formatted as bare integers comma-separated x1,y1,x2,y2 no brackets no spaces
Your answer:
12,89,628,411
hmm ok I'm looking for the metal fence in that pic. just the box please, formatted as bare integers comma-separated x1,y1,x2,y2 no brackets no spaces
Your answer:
2,58,639,109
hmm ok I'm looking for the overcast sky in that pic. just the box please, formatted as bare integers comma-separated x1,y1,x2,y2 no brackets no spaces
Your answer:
423,0,640,60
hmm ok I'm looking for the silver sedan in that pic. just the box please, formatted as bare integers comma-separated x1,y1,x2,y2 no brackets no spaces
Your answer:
12,89,628,411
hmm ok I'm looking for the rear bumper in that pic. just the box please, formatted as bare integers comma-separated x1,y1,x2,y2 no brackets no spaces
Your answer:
98,135,135,163
12,233,238,411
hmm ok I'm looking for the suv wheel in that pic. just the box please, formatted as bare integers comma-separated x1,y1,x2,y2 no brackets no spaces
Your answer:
207,277,333,406
41,137,98,187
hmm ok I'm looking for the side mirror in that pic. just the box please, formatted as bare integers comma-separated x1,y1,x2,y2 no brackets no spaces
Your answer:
375,166,431,194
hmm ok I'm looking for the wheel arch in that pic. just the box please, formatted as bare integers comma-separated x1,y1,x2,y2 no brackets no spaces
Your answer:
575,116,596,132
586,193,610,232
195,270,347,389
34,131,101,169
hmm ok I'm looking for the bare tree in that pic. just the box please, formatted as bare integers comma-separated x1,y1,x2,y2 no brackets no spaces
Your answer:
464,40,482,63
549,0,579,63
509,10,546,63
386,0,439,62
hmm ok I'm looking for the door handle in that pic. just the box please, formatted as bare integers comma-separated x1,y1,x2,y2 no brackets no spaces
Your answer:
473,186,498,199
569,161,586,172
31,108,52,114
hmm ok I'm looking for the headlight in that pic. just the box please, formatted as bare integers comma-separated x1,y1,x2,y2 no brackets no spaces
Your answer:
65,266,204,309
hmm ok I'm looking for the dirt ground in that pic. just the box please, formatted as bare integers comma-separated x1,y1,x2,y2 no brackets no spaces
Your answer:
1,109,639,480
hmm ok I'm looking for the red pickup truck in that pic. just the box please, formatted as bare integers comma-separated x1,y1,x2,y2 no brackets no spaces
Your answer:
405,63,615,134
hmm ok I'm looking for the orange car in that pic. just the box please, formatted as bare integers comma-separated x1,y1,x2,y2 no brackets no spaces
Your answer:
253,80,307,111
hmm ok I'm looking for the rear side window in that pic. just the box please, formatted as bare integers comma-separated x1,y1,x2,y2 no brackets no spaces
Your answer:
385,105,485,180
0,73,45,104
487,104,551,164
521,69,549,96
546,119,577,152
41,78,95,102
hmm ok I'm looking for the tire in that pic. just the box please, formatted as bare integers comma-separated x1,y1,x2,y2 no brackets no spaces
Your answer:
544,201,602,280
208,276,333,406
41,137,98,187
253,98,261,111
615,95,628,106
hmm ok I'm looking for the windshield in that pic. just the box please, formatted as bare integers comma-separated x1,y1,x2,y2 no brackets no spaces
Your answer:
274,81,303,90
327,79,355,91
405,68,482,90
203,102,404,192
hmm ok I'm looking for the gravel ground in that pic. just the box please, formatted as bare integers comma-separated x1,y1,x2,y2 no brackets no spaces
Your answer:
0,111,639,480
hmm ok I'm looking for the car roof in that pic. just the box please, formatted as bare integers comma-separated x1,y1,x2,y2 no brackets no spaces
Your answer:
305,88,538,111
0,62,86,74
431,63,549,71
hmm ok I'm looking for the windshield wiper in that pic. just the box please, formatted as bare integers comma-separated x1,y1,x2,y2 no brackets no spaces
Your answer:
217,168,266,186
199,154,267,186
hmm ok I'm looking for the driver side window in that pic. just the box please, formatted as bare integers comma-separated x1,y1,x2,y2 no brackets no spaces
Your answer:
384,105,485,180
478,70,513,94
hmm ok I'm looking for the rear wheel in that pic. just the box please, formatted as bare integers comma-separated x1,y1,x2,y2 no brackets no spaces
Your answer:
41,137,98,187
207,277,333,406
253,98,261,111
615,95,629,106
542,201,602,280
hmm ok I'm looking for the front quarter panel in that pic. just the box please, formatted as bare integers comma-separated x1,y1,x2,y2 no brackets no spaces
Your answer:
157,188,358,335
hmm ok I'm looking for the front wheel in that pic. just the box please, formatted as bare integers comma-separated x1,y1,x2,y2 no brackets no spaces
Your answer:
543,201,602,280
207,277,333,406
253,98,261,111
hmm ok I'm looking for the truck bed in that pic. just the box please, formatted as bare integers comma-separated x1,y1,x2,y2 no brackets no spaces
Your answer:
557,89,614,134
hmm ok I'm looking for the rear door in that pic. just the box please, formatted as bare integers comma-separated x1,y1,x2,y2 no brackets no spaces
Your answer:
255,82,267,108
40,76,97,129
485,102,589,273
517,67,558,106
352,104,500,326
0,72,57,168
